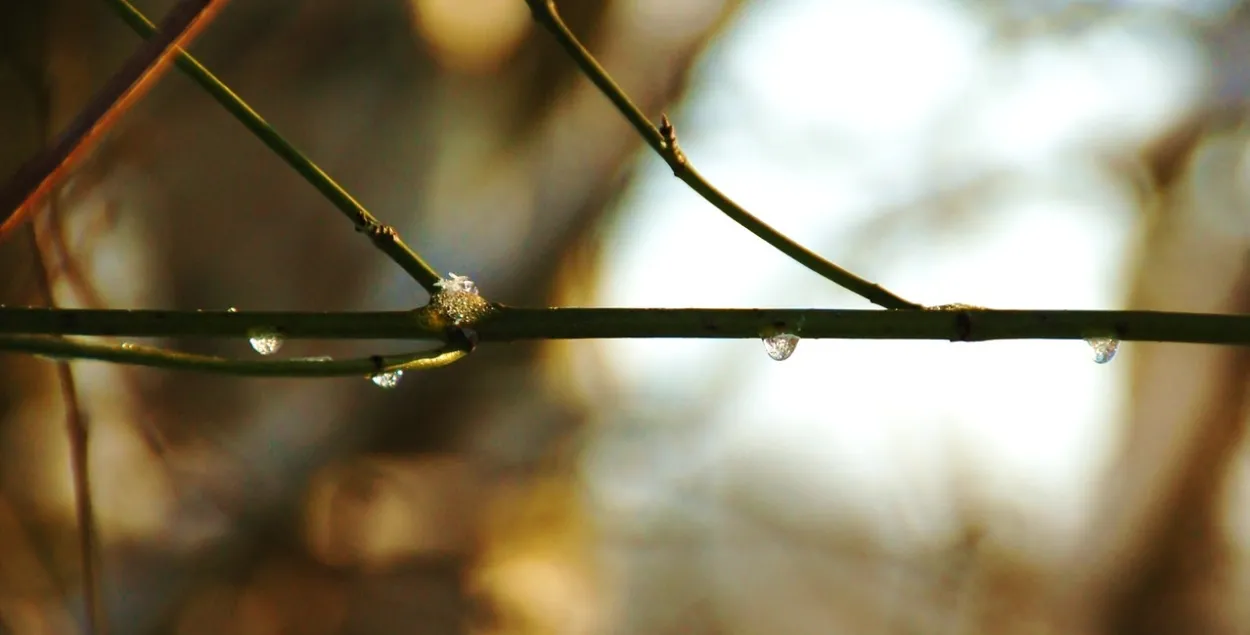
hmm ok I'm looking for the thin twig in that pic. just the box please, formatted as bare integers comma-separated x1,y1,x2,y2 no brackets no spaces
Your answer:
524,0,921,310
25,226,104,635
0,0,228,245
19,61,107,635
0,337,470,377
1,306,1249,345
101,0,444,293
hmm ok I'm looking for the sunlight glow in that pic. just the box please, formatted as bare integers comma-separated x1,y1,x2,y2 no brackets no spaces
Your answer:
576,0,1197,567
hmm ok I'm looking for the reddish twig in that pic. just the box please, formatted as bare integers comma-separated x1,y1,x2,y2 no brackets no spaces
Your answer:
26,221,104,635
41,199,110,311
0,0,229,244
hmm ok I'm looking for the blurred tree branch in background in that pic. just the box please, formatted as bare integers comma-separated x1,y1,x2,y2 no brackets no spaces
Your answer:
0,0,226,243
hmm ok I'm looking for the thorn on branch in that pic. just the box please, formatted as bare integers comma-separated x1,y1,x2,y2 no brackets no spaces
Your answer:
659,114,687,172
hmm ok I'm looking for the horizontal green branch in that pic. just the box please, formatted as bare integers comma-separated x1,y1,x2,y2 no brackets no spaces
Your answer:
1,306,1248,344
0,336,468,377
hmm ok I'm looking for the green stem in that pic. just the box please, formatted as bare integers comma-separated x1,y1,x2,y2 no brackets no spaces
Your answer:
524,0,920,310
101,0,444,293
2,306,1249,345
0,336,468,377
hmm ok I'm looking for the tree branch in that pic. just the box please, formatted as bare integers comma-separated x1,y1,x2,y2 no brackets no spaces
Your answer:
20,63,105,635
0,336,469,377
0,0,227,244
26,230,104,635
524,0,921,310
100,0,444,293
0,306,1248,345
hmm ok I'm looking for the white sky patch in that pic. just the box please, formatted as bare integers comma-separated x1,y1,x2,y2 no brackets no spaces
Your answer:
578,0,1192,569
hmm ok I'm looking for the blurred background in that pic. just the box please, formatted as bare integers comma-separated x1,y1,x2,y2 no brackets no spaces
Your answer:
2,0,1250,633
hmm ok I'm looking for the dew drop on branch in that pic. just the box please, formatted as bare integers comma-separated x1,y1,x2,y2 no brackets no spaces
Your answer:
369,369,403,389
247,328,284,355
762,333,800,361
1085,337,1119,364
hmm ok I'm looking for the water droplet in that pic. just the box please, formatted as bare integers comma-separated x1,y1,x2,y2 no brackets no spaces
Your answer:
1085,337,1119,364
121,342,136,350
762,333,800,361
226,307,238,313
247,328,283,355
369,369,403,389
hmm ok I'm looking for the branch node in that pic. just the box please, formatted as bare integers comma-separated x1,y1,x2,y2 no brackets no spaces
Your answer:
449,326,480,352
366,223,397,246
658,114,687,172
953,311,973,342
927,303,984,342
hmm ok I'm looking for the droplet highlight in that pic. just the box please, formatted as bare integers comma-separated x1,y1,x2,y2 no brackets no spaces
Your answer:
762,333,800,361
247,328,284,355
369,369,403,389
1086,337,1119,364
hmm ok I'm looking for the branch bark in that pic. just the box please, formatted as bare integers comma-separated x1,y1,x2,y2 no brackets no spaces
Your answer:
0,306,1247,344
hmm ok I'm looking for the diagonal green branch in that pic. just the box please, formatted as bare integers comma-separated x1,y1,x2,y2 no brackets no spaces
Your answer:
2,306,1249,345
0,336,469,377
524,0,921,310
101,0,444,293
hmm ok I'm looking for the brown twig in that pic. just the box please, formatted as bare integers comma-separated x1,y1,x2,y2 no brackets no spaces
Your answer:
42,195,110,311
0,0,229,244
26,219,104,635
16,49,107,635
39,184,172,454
